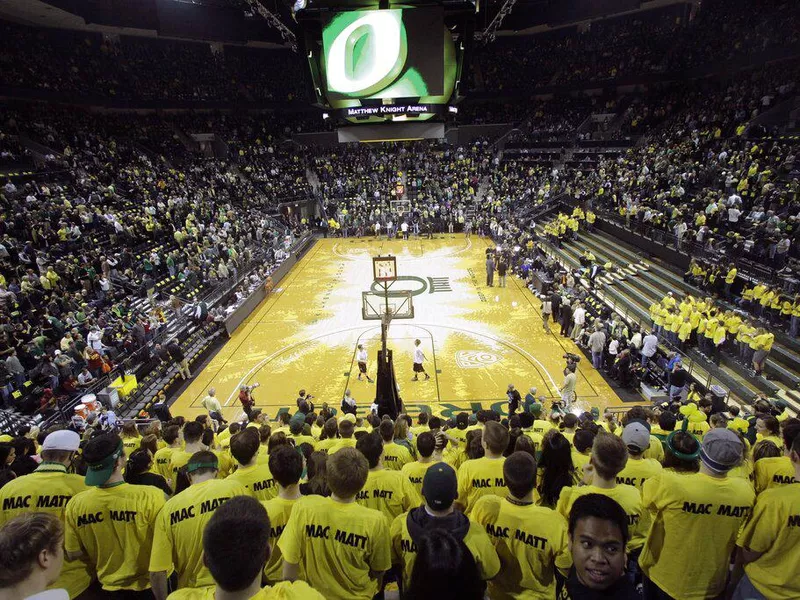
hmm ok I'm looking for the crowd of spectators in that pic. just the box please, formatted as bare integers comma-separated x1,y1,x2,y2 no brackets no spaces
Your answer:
0,21,305,103
0,108,301,418
0,391,797,599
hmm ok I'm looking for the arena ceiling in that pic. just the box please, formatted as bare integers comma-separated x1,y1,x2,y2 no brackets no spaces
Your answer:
0,0,689,43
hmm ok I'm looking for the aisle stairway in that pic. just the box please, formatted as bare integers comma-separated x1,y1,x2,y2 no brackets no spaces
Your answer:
538,222,800,415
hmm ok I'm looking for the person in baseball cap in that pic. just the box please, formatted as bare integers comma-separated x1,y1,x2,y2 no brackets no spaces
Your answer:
391,462,499,589
422,462,458,511
82,432,126,486
41,429,81,453
618,423,663,491
622,422,651,453
700,428,743,474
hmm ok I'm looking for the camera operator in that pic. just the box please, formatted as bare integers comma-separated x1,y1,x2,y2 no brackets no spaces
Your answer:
560,363,578,410
238,383,260,419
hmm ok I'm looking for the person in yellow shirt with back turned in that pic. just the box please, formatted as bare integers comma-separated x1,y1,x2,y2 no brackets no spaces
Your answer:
732,433,800,600
149,451,251,600
401,431,439,495
456,421,509,514
0,430,92,599
472,452,571,599
615,422,663,492
226,428,277,501
753,421,800,494
64,432,166,598
260,445,305,585
377,419,413,470
166,496,325,600
278,448,391,600
354,431,421,521
639,428,755,599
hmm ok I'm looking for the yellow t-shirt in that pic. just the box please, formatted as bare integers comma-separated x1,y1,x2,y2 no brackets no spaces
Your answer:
278,496,392,600
153,446,178,480
381,442,413,471
522,430,544,451
643,436,665,462
531,420,556,436
0,464,92,598
471,496,571,599
327,438,357,454
390,509,500,588
122,436,141,454
753,456,797,494
226,463,278,501
261,496,301,583
687,420,710,440
639,471,755,599
556,484,648,551
571,450,591,473
736,483,800,600
167,581,325,600
149,479,251,588
616,457,663,492
314,438,339,453
289,434,316,448
356,468,422,521
65,482,166,591
457,456,507,514
400,460,435,496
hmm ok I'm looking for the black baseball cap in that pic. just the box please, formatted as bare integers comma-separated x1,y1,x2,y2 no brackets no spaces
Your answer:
421,462,457,510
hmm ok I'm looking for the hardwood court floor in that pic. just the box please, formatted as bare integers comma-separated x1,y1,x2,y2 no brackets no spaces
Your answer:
174,235,635,420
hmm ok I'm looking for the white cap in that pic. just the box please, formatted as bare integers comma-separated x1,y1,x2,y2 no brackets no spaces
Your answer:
41,430,80,452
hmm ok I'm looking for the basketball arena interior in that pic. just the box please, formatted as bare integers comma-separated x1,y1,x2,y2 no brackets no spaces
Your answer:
0,0,799,599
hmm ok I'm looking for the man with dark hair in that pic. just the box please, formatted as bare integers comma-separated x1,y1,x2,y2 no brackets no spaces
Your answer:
377,419,412,470
328,418,357,454
733,433,800,600
261,445,304,584
149,451,250,599
651,411,676,450
390,462,499,591
355,431,421,521
572,429,596,472
410,412,429,437
226,428,277,501
168,496,324,599
153,424,182,480
168,421,207,487
472,452,571,598
64,433,165,597
315,418,340,453
0,430,90,598
401,431,437,495
279,448,391,600
558,494,639,598
457,421,509,513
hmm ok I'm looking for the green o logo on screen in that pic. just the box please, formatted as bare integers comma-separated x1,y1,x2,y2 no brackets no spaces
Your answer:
324,10,408,97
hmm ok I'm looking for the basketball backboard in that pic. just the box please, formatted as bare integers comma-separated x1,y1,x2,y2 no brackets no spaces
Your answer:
362,290,414,320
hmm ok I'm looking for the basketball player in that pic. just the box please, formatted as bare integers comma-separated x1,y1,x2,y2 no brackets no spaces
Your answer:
412,339,431,381
356,344,374,383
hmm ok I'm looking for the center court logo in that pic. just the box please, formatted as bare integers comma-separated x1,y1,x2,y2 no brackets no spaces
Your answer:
455,351,502,369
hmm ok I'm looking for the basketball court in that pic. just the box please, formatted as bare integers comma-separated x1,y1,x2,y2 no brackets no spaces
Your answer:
173,235,635,421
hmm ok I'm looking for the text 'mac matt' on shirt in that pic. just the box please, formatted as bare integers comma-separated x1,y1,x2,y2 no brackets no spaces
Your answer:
65,482,166,591
472,494,572,599
277,495,391,600
225,462,278,501
0,463,93,598
639,470,755,600
149,478,252,589
355,468,422,520
457,456,507,514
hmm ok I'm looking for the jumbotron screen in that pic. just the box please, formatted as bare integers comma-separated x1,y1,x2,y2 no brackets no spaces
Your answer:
317,7,457,122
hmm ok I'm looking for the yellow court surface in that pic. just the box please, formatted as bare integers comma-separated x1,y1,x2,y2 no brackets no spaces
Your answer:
175,235,633,421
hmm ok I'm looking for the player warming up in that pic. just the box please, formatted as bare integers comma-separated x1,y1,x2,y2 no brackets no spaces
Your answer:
356,344,374,383
411,339,431,381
